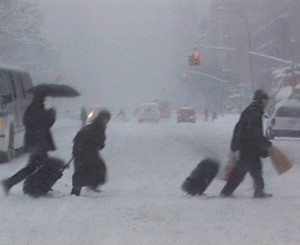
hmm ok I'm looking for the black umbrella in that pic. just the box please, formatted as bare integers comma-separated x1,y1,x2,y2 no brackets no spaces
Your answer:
27,83,80,97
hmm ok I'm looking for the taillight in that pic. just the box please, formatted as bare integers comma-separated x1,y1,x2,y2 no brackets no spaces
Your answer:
271,118,276,126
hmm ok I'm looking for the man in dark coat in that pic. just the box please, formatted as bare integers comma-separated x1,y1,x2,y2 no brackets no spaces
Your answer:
220,89,273,198
71,110,111,196
2,92,56,195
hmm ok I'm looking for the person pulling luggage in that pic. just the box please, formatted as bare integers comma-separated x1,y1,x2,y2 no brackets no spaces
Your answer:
2,92,56,195
220,89,273,198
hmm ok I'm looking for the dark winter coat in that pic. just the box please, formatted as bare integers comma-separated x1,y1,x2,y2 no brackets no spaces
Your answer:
72,119,107,187
23,98,56,153
230,100,271,161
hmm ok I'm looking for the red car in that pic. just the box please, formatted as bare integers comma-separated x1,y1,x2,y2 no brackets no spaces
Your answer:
177,107,196,123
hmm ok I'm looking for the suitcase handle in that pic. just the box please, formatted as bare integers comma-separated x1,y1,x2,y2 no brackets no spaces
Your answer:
61,156,74,172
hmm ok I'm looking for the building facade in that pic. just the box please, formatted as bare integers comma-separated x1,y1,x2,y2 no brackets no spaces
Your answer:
207,0,299,100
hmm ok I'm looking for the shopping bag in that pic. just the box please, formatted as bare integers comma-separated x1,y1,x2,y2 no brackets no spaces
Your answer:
215,152,238,181
269,146,293,175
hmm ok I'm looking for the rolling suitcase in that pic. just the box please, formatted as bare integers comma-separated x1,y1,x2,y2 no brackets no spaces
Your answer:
181,158,219,196
23,157,70,197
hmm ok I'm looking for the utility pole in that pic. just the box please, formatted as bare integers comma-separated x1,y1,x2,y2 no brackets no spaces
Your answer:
248,32,255,93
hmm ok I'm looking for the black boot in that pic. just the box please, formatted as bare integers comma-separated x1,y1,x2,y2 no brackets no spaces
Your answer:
71,187,81,196
1,179,12,195
3,166,34,193
253,190,273,198
219,190,234,197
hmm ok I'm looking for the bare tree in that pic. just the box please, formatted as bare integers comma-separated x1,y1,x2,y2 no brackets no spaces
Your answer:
0,0,43,41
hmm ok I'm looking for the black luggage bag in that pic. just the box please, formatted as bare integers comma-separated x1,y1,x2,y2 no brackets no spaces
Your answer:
23,157,67,197
181,158,219,196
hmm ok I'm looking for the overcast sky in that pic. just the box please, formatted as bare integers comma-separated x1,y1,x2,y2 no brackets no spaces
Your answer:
37,0,188,110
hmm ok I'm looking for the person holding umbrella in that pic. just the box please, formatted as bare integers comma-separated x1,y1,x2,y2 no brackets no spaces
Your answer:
2,83,80,196
2,92,56,195
71,110,111,196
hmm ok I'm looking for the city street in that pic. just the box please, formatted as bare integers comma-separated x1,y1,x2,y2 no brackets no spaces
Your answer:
1,1,299,244
1,113,299,245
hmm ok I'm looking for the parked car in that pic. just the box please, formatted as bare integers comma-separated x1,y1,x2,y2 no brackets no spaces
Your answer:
265,99,300,139
138,102,160,123
0,66,33,162
177,106,196,123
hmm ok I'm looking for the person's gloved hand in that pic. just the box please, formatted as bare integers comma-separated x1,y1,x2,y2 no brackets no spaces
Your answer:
98,143,105,150
47,108,56,117
261,140,272,158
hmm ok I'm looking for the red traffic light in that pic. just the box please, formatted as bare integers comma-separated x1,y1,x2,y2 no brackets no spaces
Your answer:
188,52,202,66
194,52,202,60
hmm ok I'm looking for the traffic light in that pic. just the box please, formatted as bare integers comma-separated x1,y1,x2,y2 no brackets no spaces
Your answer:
194,52,202,65
188,54,194,65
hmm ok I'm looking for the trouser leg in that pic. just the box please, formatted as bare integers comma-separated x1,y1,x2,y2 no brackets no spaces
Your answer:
2,151,48,195
71,169,82,196
71,179,82,196
4,166,36,188
5,151,47,188
220,160,247,196
71,186,81,196
249,159,264,192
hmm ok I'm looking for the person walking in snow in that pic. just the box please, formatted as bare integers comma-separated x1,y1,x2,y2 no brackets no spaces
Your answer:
220,89,273,198
71,110,111,196
211,107,217,122
2,92,56,195
204,107,209,121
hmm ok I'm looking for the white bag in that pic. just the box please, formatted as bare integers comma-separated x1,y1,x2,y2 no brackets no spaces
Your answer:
216,152,238,181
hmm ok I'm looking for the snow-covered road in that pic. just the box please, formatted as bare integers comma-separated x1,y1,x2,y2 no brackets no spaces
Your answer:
1,114,299,245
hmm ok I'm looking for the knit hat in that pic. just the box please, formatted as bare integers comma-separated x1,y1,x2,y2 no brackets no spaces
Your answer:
253,89,269,101
96,110,111,120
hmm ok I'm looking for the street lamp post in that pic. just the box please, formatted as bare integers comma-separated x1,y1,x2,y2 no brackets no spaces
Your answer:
248,31,255,93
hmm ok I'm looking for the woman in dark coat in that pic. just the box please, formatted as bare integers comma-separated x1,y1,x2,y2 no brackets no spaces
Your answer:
2,92,56,195
71,110,111,196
